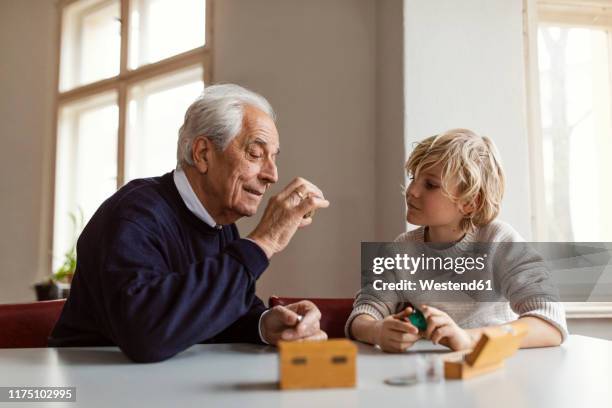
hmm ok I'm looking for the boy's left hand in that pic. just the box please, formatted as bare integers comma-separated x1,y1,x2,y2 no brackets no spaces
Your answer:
421,305,476,351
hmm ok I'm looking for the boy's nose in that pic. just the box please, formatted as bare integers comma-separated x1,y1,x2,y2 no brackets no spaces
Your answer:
407,181,419,198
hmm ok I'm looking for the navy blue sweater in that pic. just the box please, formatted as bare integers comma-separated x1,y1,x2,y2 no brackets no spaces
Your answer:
49,171,270,363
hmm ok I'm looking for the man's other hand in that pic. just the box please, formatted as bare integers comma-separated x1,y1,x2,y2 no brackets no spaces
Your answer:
260,300,328,345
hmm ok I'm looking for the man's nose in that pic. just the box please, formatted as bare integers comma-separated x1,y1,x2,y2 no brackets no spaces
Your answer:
259,158,278,185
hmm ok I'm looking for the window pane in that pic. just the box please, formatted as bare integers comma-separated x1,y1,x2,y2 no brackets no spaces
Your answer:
125,66,204,181
54,92,118,270
537,26,612,241
129,0,206,69
60,0,121,91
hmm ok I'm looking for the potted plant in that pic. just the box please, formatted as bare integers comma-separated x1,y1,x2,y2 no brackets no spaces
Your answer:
34,209,82,301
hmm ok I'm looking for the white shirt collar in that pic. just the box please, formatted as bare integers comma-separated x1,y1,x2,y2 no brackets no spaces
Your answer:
173,168,221,229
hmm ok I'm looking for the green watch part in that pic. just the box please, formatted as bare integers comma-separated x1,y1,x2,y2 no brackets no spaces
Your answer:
407,309,427,331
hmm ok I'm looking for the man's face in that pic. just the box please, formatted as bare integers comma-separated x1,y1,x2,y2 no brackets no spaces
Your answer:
206,105,279,222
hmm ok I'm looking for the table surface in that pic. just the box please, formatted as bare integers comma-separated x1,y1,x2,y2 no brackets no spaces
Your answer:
0,335,610,408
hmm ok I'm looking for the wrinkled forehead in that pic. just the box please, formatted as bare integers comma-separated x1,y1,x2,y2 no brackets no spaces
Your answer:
239,105,280,152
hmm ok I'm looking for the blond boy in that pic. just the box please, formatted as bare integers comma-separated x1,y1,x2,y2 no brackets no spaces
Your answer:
347,129,567,352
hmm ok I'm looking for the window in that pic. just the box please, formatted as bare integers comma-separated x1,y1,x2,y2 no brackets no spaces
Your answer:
59,0,121,91
525,0,612,315
526,0,612,242
125,65,204,182
52,0,211,270
128,0,207,69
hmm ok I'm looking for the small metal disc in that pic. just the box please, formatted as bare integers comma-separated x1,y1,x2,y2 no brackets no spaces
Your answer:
384,375,419,386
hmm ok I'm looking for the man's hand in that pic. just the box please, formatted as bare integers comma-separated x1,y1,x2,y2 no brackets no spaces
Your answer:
373,307,420,353
260,300,328,345
421,305,476,351
247,177,330,258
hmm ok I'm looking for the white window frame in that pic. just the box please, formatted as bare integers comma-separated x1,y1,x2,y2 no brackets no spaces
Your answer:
523,0,612,318
48,0,214,273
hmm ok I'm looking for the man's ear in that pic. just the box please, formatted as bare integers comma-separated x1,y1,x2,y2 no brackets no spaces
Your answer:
192,136,212,174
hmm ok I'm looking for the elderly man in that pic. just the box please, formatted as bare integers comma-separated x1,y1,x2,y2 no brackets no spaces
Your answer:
49,84,330,363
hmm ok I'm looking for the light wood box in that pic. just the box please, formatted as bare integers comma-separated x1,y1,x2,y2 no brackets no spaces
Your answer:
278,339,357,390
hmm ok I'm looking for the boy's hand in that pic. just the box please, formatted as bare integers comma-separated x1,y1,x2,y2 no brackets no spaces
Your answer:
373,307,420,353
421,305,476,351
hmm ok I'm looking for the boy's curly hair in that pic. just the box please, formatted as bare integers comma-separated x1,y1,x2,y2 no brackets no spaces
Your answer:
405,128,505,232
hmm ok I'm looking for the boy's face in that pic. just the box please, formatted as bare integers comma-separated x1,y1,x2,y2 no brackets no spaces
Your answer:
405,163,467,228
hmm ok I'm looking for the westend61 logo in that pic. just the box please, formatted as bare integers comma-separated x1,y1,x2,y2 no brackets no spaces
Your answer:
361,241,612,302
368,253,494,294
372,253,488,275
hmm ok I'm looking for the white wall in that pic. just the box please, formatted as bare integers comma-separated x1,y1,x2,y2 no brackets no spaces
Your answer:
0,0,57,302
403,0,532,239
402,0,612,339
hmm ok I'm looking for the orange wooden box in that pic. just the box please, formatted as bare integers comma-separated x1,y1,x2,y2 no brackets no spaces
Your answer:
444,322,528,380
278,339,357,390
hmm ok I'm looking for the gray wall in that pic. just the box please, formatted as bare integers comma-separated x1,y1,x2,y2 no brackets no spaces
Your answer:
0,0,406,303
568,318,612,341
215,0,406,301
375,0,407,241
0,0,57,302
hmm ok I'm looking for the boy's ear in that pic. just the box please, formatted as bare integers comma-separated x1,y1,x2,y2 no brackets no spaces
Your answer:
461,194,481,216
462,203,475,216
192,136,212,174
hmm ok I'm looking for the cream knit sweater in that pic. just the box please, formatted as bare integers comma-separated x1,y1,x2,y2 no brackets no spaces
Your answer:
345,220,568,341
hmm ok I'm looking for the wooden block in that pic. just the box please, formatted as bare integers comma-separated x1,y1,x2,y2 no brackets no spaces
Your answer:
443,322,528,380
465,322,527,368
278,339,357,390
444,359,504,379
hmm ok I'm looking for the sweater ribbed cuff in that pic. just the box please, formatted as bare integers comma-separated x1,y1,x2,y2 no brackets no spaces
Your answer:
344,304,385,340
515,298,569,342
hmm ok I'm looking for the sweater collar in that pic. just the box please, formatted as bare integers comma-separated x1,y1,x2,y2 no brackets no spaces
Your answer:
173,168,221,229
412,226,478,255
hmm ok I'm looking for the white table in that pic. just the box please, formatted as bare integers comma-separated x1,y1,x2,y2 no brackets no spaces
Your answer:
0,335,610,407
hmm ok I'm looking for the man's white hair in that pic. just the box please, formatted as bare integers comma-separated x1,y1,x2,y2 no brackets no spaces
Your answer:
176,84,276,169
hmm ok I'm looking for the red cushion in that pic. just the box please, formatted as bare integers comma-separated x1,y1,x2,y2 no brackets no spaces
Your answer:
0,300,66,348
268,296,354,339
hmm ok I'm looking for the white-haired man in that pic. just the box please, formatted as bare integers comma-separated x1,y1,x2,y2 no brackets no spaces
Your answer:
49,84,330,363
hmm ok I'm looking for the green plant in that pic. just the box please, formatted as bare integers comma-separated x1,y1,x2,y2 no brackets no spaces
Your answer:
52,246,76,283
51,208,84,284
